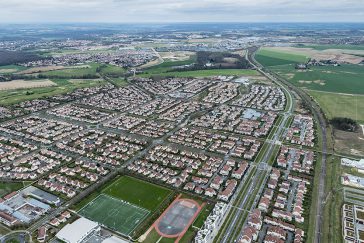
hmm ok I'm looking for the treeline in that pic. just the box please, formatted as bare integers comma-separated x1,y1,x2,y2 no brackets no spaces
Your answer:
37,74,99,79
196,51,251,68
0,50,45,66
171,51,251,71
330,117,358,132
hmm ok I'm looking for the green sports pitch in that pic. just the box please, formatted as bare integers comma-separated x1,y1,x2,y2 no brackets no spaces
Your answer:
78,194,149,236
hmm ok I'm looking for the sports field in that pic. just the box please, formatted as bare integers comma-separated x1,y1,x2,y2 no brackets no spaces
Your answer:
102,176,172,211
79,194,149,236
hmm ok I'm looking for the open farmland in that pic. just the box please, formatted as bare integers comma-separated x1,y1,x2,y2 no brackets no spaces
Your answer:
34,63,100,78
264,46,364,64
255,48,309,67
0,79,56,90
0,78,106,105
16,65,69,74
270,64,364,94
296,44,364,51
0,65,26,74
309,90,364,122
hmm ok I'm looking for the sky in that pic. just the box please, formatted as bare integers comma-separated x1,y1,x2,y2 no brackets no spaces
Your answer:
0,0,363,23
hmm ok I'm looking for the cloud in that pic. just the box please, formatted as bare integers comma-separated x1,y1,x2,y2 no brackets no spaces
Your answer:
0,0,363,22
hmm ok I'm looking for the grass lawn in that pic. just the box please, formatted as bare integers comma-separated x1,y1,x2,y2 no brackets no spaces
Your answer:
255,48,309,67
103,176,172,211
99,64,126,76
140,69,259,78
308,90,364,123
0,182,23,197
143,228,162,243
142,56,196,74
79,194,149,236
322,155,344,243
193,202,214,228
270,64,364,95
109,77,128,87
0,78,106,106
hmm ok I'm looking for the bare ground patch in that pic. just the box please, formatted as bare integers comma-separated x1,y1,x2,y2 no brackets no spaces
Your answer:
265,46,364,64
17,66,66,74
334,129,364,157
17,65,91,75
0,79,56,90
68,78,103,84
159,51,195,61
0,69,18,74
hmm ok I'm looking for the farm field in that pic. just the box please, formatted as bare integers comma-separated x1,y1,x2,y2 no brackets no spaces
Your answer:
264,46,364,64
0,78,106,105
0,79,56,90
16,65,68,75
0,65,27,74
308,90,364,122
270,64,364,95
102,176,172,211
0,182,24,197
33,63,100,78
79,194,149,236
255,48,309,67
296,44,364,51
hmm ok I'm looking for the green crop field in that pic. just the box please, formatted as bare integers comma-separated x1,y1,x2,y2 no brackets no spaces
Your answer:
36,63,100,78
142,56,196,74
102,176,172,211
0,182,23,197
255,48,309,67
99,64,126,76
78,194,149,236
270,64,364,95
309,90,364,122
0,78,106,105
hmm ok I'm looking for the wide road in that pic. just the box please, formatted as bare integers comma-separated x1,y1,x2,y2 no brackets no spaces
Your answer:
218,48,295,242
249,46,328,243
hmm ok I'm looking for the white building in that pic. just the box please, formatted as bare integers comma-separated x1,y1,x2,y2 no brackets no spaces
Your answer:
341,158,364,172
56,217,99,243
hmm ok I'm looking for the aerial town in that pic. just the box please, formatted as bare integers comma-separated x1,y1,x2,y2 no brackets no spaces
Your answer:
0,16,363,243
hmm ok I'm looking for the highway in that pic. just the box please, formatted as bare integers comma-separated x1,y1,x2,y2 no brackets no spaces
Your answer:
249,47,328,243
217,45,329,242
216,48,295,243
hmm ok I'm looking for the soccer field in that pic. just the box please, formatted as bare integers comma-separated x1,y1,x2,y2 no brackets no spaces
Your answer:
102,176,172,211
78,194,149,236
